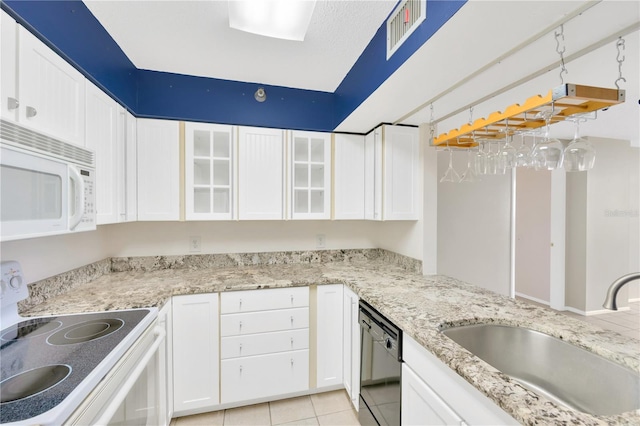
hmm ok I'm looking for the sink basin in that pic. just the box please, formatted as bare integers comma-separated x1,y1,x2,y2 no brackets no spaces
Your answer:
441,324,640,416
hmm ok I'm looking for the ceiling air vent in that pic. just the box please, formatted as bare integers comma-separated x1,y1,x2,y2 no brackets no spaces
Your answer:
386,0,426,60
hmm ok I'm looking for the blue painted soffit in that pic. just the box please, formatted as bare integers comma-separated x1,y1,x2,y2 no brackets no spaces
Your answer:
1,0,465,133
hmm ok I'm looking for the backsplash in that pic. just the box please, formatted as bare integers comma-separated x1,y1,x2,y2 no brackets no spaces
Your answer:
19,249,422,312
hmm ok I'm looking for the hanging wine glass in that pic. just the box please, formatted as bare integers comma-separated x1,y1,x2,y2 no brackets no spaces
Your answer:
485,140,498,175
475,139,488,175
459,147,479,183
564,115,596,172
440,143,460,183
531,108,564,170
499,119,517,171
515,132,532,168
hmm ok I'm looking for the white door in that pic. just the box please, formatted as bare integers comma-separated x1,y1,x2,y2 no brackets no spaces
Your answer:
383,125,419,220
401,365,464,426
1,10,18,122
18,26,86,146
290,131,331,220
137,119,180,221
185,122,235,220
172,294,219,414
342,286,360,410
316,285,343,388
238,126,285,220
85,81,118,225
334,134,365,220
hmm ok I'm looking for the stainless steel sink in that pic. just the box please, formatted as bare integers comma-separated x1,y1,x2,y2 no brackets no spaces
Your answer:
441,324,640,416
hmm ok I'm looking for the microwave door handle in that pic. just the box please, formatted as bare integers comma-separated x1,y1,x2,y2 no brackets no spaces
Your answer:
68,165,85,230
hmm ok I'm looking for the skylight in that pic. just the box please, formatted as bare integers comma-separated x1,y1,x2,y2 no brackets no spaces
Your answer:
228,0,316,41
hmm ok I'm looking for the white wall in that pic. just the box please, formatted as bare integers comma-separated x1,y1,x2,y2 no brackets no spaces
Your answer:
436,149,512,296
0,228,112,284
1,219,424,284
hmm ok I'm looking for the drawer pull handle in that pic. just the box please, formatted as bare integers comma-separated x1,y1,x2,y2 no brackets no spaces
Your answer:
239,321,243,331
239,365,243,374
290,316,294,326
291,359,294,366
239,299,242,309
291,337,294,347
239,343,243,353
290,295,294,304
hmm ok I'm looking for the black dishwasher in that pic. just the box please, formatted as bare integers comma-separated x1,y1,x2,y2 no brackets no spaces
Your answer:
359,300,402,426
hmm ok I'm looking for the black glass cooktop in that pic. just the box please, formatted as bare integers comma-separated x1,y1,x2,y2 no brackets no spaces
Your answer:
0,309,151,424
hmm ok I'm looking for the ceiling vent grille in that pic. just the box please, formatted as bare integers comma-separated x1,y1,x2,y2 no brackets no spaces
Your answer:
386,0,426,60
0,119,94,167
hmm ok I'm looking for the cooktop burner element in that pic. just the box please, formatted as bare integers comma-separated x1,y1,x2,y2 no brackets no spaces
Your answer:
47,318,124,345
0,319,63,347
0,364,71,404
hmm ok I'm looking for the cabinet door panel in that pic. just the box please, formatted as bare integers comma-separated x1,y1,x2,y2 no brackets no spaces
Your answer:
334,134,365,220
18,27,85,146
343,286,360,410
221,329,309,359
1,11,17,122
383,126,419,220
221,350,309,404
85,81,118,224
238,127,284,220
221,308,309,336
123,111,137,222
221,287,309,314
290,131,331,220
317,284,343,388
137,119,179,221
401,365,463,426
172,294,219,414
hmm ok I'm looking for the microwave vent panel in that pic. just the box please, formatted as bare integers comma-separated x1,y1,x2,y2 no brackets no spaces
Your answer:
0,120,94,167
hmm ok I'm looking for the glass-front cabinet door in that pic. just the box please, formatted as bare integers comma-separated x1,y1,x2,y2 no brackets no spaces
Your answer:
290,131,331,219
185,122,235,220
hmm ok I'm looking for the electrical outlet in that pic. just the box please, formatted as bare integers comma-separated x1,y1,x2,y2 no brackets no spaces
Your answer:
316,234,326,249
189,236,201,253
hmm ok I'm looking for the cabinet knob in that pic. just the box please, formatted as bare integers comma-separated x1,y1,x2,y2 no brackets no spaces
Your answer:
290,295,294,304
290,316,294,326
239,343,243,353
239,299,242,309
290,337,294,347
26,106,37,118
7,97,19,110
290,359,294,366
239,365,243,374
239,321,242,331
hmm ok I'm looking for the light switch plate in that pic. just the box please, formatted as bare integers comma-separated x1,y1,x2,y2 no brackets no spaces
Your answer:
189,236,201,253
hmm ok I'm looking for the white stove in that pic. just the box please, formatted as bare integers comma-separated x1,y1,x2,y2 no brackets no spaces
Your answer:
0,261,158,425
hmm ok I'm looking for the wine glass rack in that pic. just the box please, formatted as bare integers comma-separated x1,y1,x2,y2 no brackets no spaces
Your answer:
432,84,626,148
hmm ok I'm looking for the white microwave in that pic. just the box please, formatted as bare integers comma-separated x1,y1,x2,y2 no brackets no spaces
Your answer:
1,120,96,241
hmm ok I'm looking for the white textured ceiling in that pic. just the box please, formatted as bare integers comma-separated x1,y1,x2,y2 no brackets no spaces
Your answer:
83,0,395,92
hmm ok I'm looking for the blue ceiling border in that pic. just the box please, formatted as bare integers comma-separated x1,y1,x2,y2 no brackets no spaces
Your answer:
1,0,466,133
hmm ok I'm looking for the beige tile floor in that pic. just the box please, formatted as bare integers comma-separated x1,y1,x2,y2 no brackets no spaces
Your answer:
171,390,360,426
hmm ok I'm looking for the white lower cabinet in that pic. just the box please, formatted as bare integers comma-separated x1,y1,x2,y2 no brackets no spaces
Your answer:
316,284,343,388
402,335,518,426
172,294,219,415
221,350,309,404
343,286,360,410
220,288,310,405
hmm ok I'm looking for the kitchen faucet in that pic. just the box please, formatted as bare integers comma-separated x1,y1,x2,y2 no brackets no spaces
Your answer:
602,272,640,310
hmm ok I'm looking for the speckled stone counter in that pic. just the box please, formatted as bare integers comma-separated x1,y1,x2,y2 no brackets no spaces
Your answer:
20,251,640,425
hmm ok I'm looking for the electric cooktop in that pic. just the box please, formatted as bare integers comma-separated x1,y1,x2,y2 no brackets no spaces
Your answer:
0,261,156,425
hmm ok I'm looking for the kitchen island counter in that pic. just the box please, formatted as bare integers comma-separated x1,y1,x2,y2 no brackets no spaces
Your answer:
21,252,640,425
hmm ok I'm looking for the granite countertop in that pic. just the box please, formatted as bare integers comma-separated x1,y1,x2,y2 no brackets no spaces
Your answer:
21,253,640,425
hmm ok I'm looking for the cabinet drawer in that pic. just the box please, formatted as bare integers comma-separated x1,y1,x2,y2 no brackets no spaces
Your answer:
221,350,309,404
221,287,309,314
221,308,309,337
221,329,309,359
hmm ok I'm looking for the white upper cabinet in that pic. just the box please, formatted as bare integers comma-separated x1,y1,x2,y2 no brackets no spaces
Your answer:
238,126,285,220
16,26,86,146
185,122,235,220
137,119,180,221
365,125,420,221
119,111,137,223
334,134,365,220
290,131,331,220
1,10,18,122
85,81,119,225
383,125,420,220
